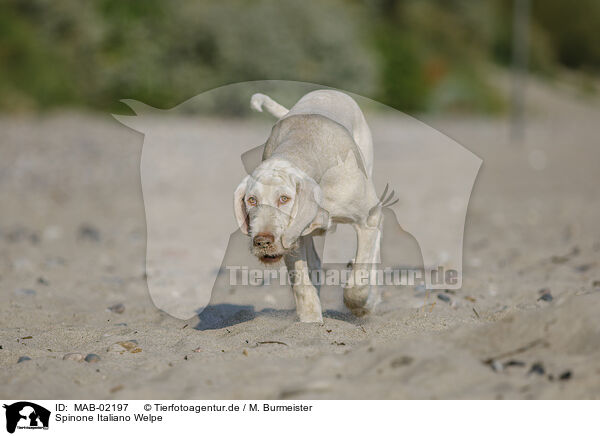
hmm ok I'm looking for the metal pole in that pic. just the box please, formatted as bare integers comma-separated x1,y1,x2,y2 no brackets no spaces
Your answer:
511,0,530,143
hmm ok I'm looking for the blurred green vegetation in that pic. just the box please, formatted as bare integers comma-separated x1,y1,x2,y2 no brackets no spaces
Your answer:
0,0,598,114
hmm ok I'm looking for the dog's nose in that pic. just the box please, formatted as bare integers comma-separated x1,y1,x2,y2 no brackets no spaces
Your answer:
253,232,275,248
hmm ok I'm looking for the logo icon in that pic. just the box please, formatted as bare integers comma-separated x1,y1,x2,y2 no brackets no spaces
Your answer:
3,402,50,434
114,81,481,319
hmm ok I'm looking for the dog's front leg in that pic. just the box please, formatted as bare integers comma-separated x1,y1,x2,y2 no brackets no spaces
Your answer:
284,239,323,323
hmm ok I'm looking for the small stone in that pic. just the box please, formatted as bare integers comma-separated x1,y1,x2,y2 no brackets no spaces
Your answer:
504,360,526,367
63,353,85,362
390,356,413,368
490,359,504,372
242,349,248,356
108,303,125,314
6,227,27,243
592,280,600,288
538,289,553,302
437,293,451,303
37,277,49,286
78,224,100,241
109,384,124,393
529,362,545,375
43,225,63,241
14,288,36,296
84,353,101,363
551,255,569,264
17,356,32,363
107,341,141,353
559,370,572,380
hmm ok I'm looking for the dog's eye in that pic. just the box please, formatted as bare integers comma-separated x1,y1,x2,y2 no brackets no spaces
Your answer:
279,195,290,204
247,196,257,206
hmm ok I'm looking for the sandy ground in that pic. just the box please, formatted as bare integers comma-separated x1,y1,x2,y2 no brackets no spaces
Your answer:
1,80,599,399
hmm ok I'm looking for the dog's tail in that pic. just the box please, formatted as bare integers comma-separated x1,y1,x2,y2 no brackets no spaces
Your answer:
250,93,289,119
367,183,399,227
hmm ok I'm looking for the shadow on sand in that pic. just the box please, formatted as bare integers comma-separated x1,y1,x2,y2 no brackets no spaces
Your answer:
194,304,357,330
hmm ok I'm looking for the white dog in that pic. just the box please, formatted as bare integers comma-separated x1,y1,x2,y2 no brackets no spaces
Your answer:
234,90,388,322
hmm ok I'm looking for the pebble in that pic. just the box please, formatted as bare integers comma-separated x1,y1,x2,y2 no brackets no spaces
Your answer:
592,280,600,288
390,356,413,368
84,353,101,363
490,360,504,372
559,370,572,380
63,353,85,362
437,293,451,303
13,257,33,272
107,340,141,353
109,385,124,393
108,303,125,314
529,362,545,375
538,289,553,302
504,360,526,367
17,356,32,363
78,224,101,241
43,225,63,241
14,288,36,296
551,255,569,264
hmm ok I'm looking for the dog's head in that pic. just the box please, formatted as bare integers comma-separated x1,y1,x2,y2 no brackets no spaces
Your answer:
234,160,328,264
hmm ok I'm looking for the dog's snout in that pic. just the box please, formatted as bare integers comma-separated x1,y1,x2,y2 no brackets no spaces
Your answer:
253,232,275,248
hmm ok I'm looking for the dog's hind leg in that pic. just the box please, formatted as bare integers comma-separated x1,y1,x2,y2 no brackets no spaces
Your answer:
284,238,323,323
343,208,383,316
250,93,289,119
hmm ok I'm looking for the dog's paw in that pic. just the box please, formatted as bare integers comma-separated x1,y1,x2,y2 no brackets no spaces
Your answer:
349,307,370,317
297,311,323,323
343,285,371,316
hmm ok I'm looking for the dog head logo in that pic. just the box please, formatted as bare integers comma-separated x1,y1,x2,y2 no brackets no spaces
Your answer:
114,81,481,320
3,402,50,433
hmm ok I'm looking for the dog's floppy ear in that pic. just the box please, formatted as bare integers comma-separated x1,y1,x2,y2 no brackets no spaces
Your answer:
234,176,250,234
282,176,328,249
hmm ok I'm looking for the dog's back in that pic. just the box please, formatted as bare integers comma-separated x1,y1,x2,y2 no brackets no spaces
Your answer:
263,90,373,179
281,90,373,174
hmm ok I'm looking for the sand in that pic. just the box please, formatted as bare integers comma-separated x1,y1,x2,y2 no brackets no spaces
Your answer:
1,79,599,399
